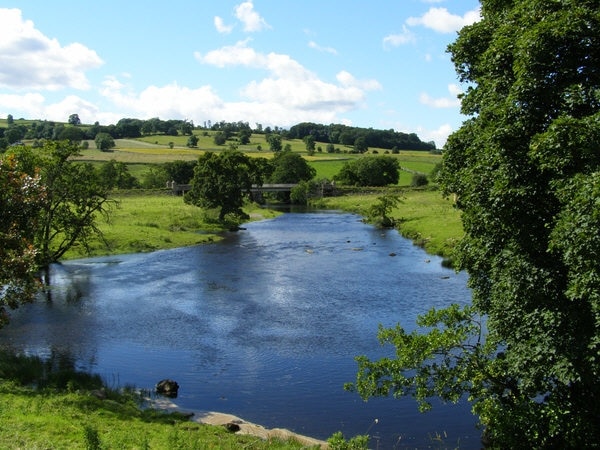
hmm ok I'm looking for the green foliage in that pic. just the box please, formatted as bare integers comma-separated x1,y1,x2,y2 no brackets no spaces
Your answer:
327,432,369,450
185,149,258,223
335,156,399,187
0,153,46,327
367,193,401,228
213,131,226,145
267,133,283,152
269,150,316,184
9,141,115,266
94,132,115,151
349,1,600,448
83,426,101,450
98,159,139,189
410,173,429,187
186,134,199,148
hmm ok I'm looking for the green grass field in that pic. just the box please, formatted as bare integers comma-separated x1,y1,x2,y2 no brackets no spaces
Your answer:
63,193,281,260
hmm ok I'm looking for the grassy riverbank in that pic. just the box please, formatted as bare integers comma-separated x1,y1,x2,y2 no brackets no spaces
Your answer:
0,353,318,449
318,188,462,259
63,192,281,260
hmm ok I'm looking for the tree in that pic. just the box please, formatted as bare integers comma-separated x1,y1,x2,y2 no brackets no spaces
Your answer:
58,126,84,143
335,156,399,187
213,131,227,146
269,150,316,184
267,133,282,152
6,114,13,125
353,136,368,154
11,142,114,266
187,134,199,148
348,1,600,448
98,160,138,189
94,132,115,151
0,153,46,327
367,194,401,228
303,135,316,154
238,128,251,145
184,149,257,223
68,114,81,126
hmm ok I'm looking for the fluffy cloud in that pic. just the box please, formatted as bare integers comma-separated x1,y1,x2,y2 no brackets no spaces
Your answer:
214,16,234,34
383,25,416,48
420,84,462,108
235,1,270,32
0,8,103,91
195,40,380,114
407,7,480,33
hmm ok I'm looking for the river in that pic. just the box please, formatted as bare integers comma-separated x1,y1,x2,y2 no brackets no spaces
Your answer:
0,211,480,449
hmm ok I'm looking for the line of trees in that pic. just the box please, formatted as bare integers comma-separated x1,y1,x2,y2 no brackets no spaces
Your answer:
288,122,436,152
1,115,435,153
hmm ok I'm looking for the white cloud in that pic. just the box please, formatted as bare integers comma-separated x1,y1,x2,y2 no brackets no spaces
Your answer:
234,1,270,32
194,41,382,126
308,41,338,55
0,92,45,117
194,39,265,68
383,25,416,48
407,7,480,33
0,8,103,91
419,83,462,108
214,16,234,34
336,71,382,91
418,123,454,148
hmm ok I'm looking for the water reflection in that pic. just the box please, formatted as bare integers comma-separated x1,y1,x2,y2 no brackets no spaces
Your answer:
1,212,480,448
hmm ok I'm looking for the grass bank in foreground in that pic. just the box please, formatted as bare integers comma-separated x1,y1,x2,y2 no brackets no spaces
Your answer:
0,386,319,450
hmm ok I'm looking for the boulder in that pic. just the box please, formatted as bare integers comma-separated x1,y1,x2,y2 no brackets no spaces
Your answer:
155,379,179,397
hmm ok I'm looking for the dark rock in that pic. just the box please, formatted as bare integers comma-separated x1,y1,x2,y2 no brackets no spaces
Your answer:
155,379,179,397
224,422,241,432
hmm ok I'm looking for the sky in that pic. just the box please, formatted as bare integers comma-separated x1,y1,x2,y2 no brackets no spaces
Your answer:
0,1,480,147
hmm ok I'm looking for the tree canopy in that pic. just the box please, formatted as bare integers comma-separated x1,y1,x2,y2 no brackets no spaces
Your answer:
184,149,260,223
334,156,399,187
10,142,114,267
348,1,600,447
0,153,46,327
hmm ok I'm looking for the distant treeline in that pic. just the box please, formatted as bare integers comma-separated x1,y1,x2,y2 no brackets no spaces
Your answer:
1,115,434,151
287,122,436,151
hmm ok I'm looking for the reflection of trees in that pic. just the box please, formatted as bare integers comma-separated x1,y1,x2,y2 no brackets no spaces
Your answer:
39,263,90,304
0,346,102,390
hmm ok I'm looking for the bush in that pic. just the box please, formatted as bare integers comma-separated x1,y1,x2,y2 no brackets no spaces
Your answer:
411,173,429,187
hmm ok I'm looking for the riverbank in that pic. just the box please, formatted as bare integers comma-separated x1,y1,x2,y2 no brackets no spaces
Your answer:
64,188,462,262
150,396,327,448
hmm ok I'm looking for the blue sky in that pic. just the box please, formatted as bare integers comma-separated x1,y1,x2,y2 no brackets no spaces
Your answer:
0,1,480,147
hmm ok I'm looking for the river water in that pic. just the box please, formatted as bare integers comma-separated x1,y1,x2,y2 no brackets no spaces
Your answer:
0,211,480,448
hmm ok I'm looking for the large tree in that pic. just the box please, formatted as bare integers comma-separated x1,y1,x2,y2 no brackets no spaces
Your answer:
348,1,600,448
11,141,114,266
184,149,259,223
0,154,46,327
269,150,316,184
335,156,399,187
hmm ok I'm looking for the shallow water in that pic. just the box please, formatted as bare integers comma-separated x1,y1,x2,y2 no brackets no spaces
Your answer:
1,211,480,448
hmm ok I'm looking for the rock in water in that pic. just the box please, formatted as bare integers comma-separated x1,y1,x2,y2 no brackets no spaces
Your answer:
155,379,179,397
